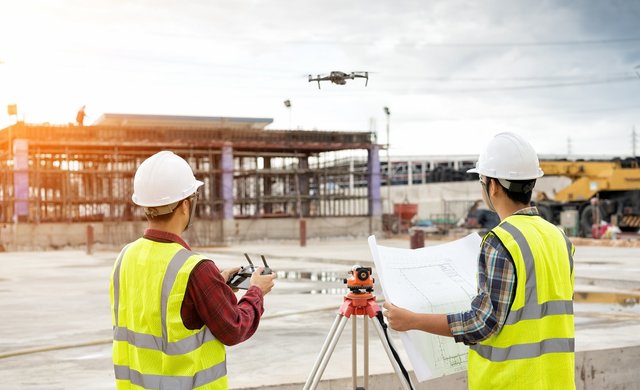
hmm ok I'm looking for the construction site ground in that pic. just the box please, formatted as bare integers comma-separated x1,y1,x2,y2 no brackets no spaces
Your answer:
1,233,640,389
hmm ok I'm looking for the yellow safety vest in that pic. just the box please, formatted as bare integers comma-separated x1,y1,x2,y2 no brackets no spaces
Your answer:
110,238,228,390
468,214,575,390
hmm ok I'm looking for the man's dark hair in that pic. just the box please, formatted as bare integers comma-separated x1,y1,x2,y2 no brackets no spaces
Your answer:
144,199,187,222
489,178,535,205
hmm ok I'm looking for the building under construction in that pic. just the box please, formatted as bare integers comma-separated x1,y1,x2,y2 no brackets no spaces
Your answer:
0,114,382,249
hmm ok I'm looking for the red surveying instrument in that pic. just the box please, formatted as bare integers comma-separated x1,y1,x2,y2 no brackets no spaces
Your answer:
303,265,414,390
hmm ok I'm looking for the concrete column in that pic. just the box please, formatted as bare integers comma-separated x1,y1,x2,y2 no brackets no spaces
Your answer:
368,146,382,217
254,157,261,217
13,139,29,222
263,157,272,214
221,143,234,220
407,160,413,186
299,156,310,217
349,158,355,190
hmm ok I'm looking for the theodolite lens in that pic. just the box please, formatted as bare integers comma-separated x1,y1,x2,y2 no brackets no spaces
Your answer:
356,268,370,281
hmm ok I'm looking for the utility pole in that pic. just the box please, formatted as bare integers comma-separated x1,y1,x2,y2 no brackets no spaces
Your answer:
283,99,292,130
384,107,391,214
567,137,572,157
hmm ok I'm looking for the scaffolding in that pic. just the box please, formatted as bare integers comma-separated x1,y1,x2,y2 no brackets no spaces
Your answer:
0,122,379,230
233,152,373,218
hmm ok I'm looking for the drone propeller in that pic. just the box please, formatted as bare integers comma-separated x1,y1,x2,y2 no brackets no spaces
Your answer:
347,71,369,86
307,74,323,88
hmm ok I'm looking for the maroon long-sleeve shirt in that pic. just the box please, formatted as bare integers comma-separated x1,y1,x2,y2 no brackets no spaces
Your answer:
144,229,264,346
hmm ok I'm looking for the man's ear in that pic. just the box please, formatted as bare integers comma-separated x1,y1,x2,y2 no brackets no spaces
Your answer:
180,199,190,215
489,178,501,197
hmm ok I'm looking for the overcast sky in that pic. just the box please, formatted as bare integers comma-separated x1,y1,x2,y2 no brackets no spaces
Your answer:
0,0,639,157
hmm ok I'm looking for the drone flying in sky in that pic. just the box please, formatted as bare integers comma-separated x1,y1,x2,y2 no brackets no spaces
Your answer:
308,71,369,89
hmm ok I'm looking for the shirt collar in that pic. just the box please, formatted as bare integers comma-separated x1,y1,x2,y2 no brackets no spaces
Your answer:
513,206,540,216
143,228,191,250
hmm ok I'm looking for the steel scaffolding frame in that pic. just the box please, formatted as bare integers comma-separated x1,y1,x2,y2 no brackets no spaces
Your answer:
0,123,377,225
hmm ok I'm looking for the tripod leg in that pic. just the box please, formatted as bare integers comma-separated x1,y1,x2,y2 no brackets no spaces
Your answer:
364,315,369,390
370,317,414,390
303,314,349,390
352,316,357,390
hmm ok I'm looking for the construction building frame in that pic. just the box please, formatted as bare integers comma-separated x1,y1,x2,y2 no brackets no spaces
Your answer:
0,119,382,248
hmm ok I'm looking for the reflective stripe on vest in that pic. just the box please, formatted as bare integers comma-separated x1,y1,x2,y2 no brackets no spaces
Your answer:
504,300,573,326
112,244,226,388
114,362,226,390
113,325,217,356
471,337,575,362
470,220,574,360
560,227,574,276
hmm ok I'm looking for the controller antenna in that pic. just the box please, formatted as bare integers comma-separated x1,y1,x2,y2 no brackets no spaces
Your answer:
243,253,254,267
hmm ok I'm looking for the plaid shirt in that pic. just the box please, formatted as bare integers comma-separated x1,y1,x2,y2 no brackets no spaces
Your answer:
447,207,540,345
143,229,264,346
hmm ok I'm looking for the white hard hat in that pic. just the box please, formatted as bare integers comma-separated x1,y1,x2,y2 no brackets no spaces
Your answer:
132,151,204,207
467,132,544,180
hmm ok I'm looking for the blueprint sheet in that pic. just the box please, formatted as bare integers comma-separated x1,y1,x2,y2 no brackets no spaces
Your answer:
368,233,481,381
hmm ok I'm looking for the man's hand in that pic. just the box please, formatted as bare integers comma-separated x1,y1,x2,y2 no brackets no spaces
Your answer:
383,302,453,337
220,266,242,283
220,266,242,292
250,267,276,295
382,302,417,332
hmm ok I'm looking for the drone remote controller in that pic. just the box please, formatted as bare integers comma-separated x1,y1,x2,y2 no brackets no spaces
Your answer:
227,254,272,290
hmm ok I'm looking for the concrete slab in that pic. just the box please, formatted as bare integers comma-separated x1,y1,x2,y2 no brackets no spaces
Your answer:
1,236,639,389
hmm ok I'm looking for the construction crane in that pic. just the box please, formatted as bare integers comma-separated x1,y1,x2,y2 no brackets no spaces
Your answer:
535,158,640,236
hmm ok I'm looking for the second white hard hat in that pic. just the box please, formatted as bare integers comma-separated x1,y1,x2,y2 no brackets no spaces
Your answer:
132,151,204,207
467,132,544,180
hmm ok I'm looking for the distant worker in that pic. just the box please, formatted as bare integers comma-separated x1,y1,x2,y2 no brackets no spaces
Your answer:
384,132,575,389
110,151,276,389
76,105,86,126
476,206,500,232
464,200,486,228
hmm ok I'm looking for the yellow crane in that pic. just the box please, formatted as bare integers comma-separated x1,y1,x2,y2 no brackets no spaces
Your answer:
536,159,640,236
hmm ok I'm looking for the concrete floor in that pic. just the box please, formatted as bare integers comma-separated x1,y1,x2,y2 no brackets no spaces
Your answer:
1,235,640,389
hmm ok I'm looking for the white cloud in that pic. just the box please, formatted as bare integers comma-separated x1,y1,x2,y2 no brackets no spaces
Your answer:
0,0,638,156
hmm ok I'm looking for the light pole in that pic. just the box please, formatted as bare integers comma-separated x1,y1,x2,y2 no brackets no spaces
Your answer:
284,99,292,130
285,98,306,245
383,106,391,214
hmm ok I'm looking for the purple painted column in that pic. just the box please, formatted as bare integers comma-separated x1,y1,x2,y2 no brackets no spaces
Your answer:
368,145,382,217
13,139,29,221
221,142,234,220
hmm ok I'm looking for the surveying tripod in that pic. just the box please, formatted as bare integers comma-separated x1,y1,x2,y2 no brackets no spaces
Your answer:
303,266,414,390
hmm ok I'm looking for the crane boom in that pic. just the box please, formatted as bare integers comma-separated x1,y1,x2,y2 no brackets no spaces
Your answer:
539,160,640,202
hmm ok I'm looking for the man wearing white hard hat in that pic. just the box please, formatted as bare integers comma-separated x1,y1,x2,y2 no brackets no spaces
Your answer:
110,151,276,389
384,133,575,389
